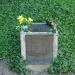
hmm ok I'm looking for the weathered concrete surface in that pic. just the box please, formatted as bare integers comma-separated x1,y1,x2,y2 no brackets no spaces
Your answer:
0,60,18,75
27,65,49,72
27,64,51,75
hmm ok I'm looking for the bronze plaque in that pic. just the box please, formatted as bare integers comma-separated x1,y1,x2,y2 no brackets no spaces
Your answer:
26,35,53,64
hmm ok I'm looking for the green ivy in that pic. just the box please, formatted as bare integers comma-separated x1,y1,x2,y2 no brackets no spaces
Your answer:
0,0,75,74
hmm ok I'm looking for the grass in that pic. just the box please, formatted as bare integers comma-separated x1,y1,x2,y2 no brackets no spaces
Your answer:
0,0,75,74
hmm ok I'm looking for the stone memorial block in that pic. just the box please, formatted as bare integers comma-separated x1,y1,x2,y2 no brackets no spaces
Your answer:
20,23,58,65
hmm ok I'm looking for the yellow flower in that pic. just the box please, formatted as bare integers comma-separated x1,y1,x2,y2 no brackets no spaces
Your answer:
19,18,25,24
17,15,24,20
28,17,33,22
17,15,25,24
17,16,33,24
24,18,28,22
28,17,33,24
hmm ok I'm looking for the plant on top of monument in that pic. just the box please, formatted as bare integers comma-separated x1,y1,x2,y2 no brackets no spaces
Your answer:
16,15,33,31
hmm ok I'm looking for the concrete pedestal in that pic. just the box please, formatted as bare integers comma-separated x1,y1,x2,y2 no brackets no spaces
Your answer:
20,23,58,72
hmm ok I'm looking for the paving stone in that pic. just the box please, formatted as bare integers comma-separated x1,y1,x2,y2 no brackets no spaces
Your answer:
0,60,18,75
